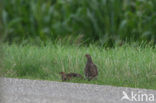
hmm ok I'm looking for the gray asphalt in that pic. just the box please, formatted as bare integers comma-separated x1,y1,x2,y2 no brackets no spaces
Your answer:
0,78,156,103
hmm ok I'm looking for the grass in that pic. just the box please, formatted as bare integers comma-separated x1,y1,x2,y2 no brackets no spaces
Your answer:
2,0,156,45
1,43,156,90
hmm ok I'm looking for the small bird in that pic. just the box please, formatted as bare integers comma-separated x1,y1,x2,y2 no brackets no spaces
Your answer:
59,72,83,81
84,54,98,81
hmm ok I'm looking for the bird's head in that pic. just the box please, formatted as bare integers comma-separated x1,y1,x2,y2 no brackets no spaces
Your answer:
85,54,91,58
59,72,65,75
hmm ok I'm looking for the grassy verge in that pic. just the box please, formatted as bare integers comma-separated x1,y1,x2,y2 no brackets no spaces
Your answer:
1,43,156,90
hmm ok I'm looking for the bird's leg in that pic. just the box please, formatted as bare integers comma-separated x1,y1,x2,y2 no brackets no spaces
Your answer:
88,77,92,81
94,76,98,80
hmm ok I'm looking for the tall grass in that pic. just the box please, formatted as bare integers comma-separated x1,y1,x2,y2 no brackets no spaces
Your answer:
1,43,156,89
1,0,156,45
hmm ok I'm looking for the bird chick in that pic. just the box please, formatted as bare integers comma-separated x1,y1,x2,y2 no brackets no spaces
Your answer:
84,54,98,81
59,72,83,81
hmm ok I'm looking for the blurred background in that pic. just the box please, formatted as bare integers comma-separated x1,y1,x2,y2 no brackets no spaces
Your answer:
0,0,156,46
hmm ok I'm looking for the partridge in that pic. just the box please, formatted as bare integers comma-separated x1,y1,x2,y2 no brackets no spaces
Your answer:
59,72,83,81
84,54,98,80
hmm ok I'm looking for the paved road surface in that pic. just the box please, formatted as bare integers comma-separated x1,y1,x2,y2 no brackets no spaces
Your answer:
0,78,156,103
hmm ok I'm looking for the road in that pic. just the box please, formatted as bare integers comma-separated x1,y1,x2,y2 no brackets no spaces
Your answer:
0,78,156,103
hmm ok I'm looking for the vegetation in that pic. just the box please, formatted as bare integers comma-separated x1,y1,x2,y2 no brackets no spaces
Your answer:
1,0,156,90
1,43,156,90
1,0,156,46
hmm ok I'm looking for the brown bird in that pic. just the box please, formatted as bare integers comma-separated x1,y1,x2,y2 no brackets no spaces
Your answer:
84,54,98,81
59,72,83,81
